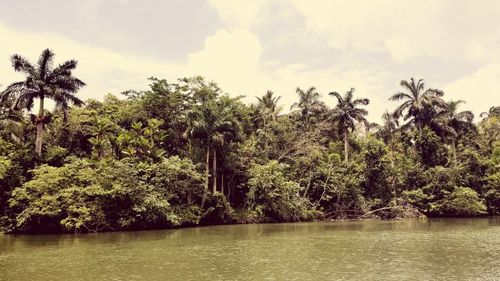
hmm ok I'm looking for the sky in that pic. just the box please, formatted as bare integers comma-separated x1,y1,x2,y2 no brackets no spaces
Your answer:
1,0,500,121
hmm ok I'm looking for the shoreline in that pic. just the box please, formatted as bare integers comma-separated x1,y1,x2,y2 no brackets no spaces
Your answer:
4,214,499,236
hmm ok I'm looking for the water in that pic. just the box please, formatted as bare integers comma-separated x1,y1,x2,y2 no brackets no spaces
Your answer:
1,218,499,281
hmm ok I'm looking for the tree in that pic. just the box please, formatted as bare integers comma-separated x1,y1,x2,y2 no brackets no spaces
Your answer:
0,98,25,143
246,161,310,222
185,83,242,202
0,49,85,157
480,106,500,120
390,78,445,131
329,88,369,162
255,90,282,126
434,100,474,165
374,110,400,144
431,187,487,216
291,86,322,129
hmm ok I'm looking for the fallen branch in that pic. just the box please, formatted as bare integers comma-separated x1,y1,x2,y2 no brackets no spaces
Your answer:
357,206,398,219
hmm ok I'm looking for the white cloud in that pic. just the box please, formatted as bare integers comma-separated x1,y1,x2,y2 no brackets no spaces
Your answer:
0,23,185,101
185,26,393,120
0,21,399,122
3,0,499,125
207,0,267,28
444,64,500,118
291,0,500,63
187,29,263,101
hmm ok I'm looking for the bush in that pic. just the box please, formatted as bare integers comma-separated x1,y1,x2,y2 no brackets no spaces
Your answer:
414,127,447,167
361,138,392,203
484,171,500,214
7,156,205,233
246,161,312,222
0,157,11,179
200,192,236,225
431,187,487,216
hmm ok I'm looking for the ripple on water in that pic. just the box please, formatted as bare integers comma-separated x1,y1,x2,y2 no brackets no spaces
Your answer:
0,218,499,281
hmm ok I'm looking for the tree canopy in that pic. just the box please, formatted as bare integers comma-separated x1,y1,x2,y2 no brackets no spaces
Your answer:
0,51,499,234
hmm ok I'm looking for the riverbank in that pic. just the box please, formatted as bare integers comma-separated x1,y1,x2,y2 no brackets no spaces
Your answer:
9,204,494,235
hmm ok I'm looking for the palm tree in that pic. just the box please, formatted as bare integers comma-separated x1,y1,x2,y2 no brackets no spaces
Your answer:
255,90,282,126
329,88,370,162
0,49,85,157
186,96,242,204
390,78,445,131
435,100,474,165
375,110,400,144
291,86,321,129
480,106,500,119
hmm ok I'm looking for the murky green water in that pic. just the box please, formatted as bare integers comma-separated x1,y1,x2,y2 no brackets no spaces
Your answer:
1,218,499,281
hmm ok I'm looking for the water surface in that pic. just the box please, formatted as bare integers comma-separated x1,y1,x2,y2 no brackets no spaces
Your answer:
1,218,499,280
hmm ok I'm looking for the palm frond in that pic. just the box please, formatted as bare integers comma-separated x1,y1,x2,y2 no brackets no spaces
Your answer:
38,48,55,80
352,98,369,106
11,54,36,77
389,92,413,101
328,91,343,104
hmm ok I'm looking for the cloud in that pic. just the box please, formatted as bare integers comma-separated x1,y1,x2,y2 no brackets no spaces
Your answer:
3,0,499,125
0,21,398,122
290,0,500,63
185,27,393,120
187,29,263,100
444,64,500,118
207,0,267,29
0,23,185,101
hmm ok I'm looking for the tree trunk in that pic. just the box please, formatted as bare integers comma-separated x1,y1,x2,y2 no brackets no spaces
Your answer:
212,148,217,193
35,97,45,158
344,130,349,162
389,141,395,168
63,107,69,124
201,145,210,208
451,137,457,166
221,172,224,196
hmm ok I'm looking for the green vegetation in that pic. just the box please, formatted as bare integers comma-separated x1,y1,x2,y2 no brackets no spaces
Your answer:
1,50,499,233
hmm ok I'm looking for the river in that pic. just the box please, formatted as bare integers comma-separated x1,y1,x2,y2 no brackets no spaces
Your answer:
1,217,499,280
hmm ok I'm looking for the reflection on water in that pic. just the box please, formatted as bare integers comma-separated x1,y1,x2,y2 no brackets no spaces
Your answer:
1,217,499,281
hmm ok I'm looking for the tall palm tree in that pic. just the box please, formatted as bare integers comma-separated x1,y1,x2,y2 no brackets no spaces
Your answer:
480,106,500,120
291,86,321,129
0,49,85,157
390,78,445,131
186,96,242,204
435,100,474,165
329,88,370,162
255,90,282,126
375,110,400,144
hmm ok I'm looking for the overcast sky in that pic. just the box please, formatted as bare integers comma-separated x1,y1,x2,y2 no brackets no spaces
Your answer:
1,0,500,121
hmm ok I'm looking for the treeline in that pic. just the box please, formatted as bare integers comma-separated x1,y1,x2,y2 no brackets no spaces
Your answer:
0,49,499,233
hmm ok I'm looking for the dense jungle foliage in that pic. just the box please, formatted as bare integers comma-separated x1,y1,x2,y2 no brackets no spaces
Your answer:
1,49,499,233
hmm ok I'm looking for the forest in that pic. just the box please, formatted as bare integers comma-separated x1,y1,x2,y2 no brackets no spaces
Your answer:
0,49,499,233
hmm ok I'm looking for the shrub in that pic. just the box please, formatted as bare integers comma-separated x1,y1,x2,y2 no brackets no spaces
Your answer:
7,156,205,233
200,192,236,225
431,187,487,216
361,138,392,203
414,127,447,167
246,161,311,222
484,171,500,214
